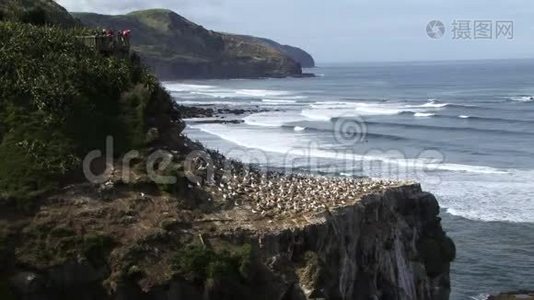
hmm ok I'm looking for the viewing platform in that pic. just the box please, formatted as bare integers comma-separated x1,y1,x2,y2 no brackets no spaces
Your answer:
76,32,131,57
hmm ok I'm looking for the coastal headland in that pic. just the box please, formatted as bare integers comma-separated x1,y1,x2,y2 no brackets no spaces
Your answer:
0,1,455,299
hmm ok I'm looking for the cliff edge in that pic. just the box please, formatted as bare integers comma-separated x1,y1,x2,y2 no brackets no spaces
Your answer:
2,167,454,299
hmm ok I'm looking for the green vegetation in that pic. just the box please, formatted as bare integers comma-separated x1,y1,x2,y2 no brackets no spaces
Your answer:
0,279,15,300
173,244,253,284
20,6,47,25
17,221,116,268
0,228,9,268
83,234,115,265
0,0,78,27
73,10,224,62
0,22,173,205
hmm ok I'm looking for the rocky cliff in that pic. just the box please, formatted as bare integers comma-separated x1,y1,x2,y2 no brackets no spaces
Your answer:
0,4,452,298
3,177,454,299
72,9,311,79
489,291,534,300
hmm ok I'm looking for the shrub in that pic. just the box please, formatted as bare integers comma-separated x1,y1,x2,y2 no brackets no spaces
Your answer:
83,234,115,265
173,244,253,283
0,22,172,203
20,7,47,26
0,279,15,300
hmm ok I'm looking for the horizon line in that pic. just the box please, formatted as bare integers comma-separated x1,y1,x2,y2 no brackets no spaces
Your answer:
314,57,534,66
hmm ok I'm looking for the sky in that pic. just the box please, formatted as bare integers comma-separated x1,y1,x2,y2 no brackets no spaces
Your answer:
57,0,534,63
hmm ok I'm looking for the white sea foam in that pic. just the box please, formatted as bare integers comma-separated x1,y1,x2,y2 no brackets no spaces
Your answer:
420,101,449,108
414,112,436,117
429,162,507,174
310,101,357,109
459,115,471,119
183,117,220,122
429,170,534,223
300,109,340,121
176,100,250,106
468,294,490,300
243,112,306,127
190,123,508,176
305,100,446,120
163,83,216,92
304,102,413,120
353,103,410,115
509,96,534,102
294,126,306,132
163,82,297,100
235,89,292,97
262,99,298,104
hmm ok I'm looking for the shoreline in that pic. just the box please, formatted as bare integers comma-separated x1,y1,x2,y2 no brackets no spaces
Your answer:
3,114,454,299
175,100,534,300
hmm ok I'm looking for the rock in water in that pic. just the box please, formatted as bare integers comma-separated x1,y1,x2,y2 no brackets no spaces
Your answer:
488,291,534,300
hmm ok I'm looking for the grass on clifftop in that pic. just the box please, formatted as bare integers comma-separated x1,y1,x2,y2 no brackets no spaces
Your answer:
173,244,253,284
0,21,174,207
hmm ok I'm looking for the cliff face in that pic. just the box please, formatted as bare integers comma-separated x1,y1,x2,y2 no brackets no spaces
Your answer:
72,9,307,79
5,183,454,300
264,185,453,300
188,183,454,300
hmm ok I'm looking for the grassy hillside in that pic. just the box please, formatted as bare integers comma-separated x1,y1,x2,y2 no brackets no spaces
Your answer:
0,21,176,207
73,9,304,79
0,0,78,26
75,9,224,62
0,2,261,297
232,34,315,68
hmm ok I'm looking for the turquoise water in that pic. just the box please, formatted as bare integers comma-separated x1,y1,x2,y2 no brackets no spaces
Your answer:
167,60,534,299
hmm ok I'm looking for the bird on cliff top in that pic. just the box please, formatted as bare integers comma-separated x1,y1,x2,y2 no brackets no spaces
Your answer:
208,170,397,218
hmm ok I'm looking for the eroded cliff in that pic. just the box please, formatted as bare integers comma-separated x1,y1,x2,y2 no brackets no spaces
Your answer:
3,174,454,300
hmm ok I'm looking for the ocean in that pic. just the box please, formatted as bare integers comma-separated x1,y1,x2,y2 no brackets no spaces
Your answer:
165,60,534,299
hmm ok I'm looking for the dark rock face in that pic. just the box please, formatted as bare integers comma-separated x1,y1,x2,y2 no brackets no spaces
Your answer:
6,184,453,300
142,52,301,80
244,184,453,300
72,9,307,80
8,262,108,300
279,44,315,68
488,291,534,300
